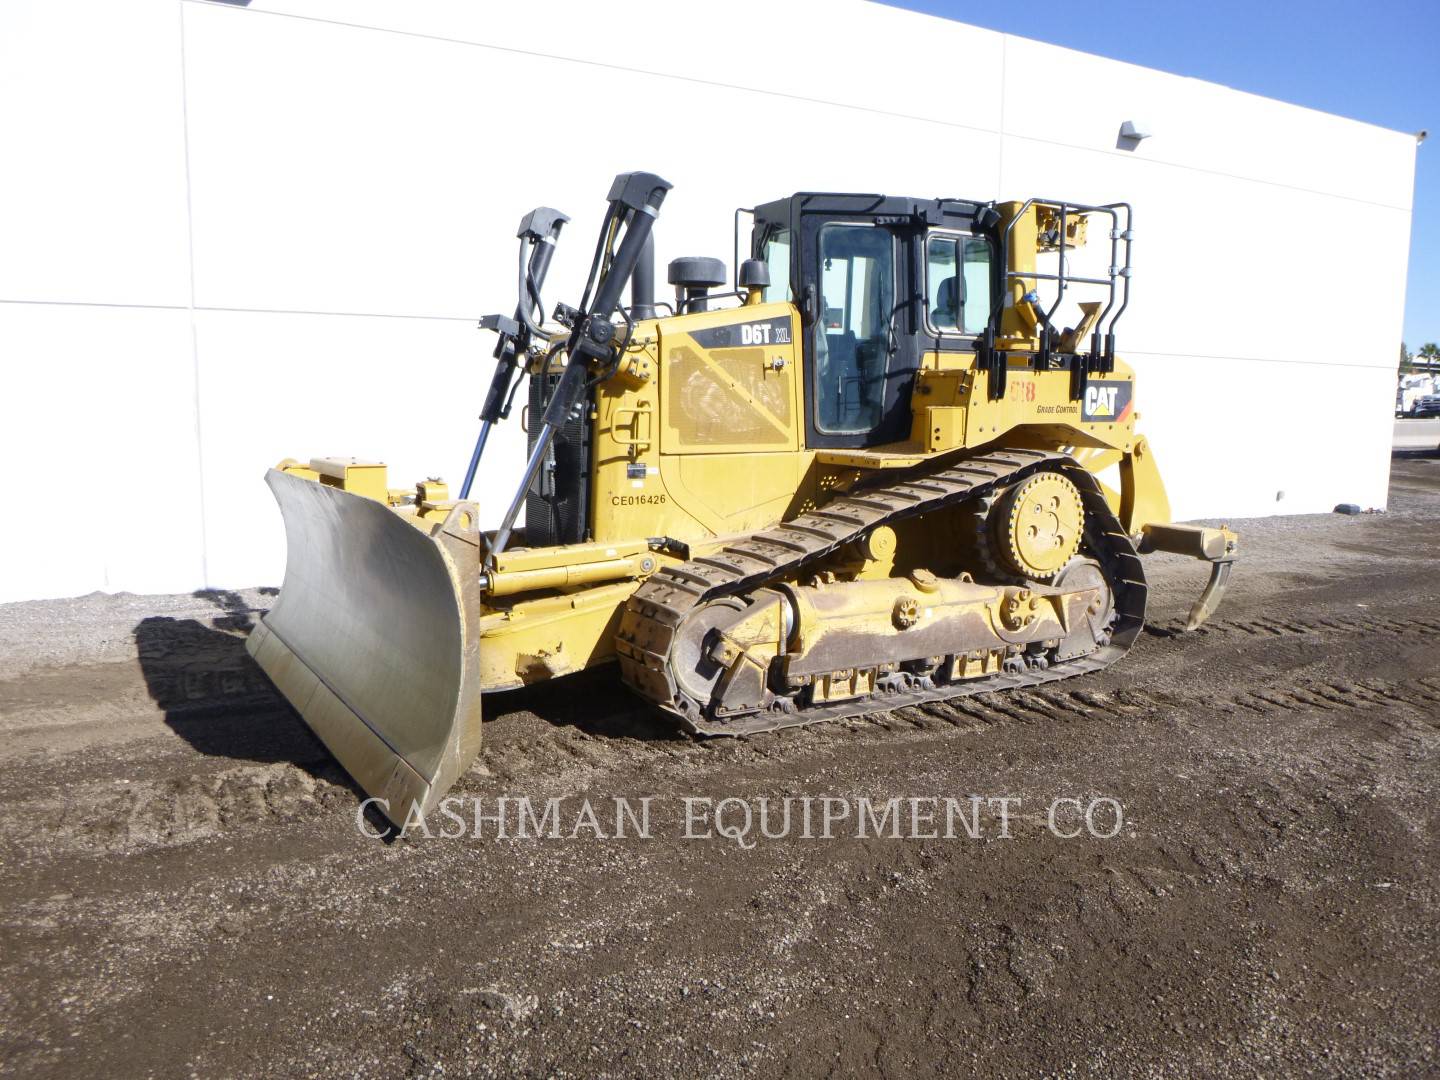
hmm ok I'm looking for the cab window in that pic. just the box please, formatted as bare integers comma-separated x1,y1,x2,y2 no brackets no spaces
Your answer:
760,228,792,304
926,233,993,335
815,223,894,434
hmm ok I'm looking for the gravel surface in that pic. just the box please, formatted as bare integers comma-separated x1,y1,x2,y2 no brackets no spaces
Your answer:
0,457,1437,1078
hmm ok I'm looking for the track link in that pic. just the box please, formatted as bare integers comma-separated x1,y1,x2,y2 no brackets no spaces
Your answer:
617,449,1147,734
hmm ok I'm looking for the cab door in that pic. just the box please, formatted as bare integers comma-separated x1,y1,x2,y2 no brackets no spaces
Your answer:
798,216,919,449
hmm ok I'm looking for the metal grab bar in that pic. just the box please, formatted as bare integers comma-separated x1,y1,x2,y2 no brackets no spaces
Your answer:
981,197,1134,400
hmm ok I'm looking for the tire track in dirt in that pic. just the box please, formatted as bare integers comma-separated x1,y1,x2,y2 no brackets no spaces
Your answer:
1144,613,1440,640
3,580,1436,860
10,661,1430,861
2,460,1438,1079
481,664,1439,795
0,761,355,860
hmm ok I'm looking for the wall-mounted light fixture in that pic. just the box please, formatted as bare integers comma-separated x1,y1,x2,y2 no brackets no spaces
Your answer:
1118,120,1152,143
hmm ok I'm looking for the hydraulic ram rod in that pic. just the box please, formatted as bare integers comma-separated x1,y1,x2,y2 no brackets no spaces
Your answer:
489,172,671,558
460,207,569,499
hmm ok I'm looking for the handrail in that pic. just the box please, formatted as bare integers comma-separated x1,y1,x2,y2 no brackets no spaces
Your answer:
982,198,1134,399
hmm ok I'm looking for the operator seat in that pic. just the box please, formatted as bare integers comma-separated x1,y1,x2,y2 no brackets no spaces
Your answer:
934,276,960,331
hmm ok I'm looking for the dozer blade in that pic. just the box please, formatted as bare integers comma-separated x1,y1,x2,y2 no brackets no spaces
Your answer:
246,468,484,829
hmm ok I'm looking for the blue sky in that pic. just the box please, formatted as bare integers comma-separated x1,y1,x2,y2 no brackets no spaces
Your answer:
886,0,1437,352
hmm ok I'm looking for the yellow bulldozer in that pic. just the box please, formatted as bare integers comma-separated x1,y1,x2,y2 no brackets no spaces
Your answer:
247,172,1237,827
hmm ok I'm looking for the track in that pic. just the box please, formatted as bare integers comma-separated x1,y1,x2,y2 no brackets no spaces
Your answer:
618,448,1146,733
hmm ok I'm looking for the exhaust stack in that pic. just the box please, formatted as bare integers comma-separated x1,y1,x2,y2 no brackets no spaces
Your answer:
630,233,657,320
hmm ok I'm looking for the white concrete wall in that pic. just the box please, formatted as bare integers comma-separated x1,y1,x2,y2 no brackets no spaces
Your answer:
0,0,1416,602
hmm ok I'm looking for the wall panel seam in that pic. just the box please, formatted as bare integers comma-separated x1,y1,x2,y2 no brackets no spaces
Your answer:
179,0,1415,212
179,0,1001,139
179,0,210,587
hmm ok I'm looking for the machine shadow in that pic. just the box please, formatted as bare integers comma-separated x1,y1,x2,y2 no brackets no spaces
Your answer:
490,663,688,744
136,590,682,781
132,588,347,786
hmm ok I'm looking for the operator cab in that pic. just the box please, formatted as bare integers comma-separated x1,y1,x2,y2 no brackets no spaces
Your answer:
750,193,999,450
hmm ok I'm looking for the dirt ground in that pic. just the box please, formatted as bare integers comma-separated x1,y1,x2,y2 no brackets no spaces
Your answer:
1,458,1438,1079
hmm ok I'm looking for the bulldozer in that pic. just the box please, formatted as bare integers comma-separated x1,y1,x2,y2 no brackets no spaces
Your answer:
246,172,1237,828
